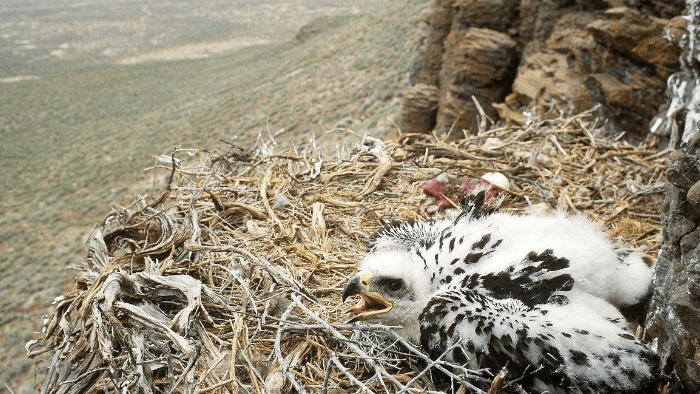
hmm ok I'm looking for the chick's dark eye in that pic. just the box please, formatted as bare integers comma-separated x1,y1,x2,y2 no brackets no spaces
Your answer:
386,279,404,292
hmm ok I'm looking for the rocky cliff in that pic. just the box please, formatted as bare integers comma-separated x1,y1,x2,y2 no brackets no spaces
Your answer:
402,0,683,143
645,1,700,392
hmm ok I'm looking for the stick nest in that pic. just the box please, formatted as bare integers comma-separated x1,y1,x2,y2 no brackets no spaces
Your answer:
28,110,667,394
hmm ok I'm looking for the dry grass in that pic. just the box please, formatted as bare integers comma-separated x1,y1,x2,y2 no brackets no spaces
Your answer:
27,109,666,394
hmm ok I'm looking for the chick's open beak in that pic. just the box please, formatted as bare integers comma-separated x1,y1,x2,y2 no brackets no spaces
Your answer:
342,271,393,321
341,273,367,302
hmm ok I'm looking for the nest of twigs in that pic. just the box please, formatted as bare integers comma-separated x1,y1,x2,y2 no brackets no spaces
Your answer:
27,108,667,394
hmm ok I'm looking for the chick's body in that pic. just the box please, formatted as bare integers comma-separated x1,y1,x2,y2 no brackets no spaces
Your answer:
343,198,655,393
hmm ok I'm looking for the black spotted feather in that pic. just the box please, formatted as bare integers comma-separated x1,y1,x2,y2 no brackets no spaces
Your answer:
419,250,654,393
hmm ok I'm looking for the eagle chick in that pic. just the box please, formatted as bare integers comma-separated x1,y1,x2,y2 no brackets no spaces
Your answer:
342,194,655,393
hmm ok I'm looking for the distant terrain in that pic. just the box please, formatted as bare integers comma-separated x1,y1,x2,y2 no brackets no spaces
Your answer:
0,0,431,391
0,0,379,75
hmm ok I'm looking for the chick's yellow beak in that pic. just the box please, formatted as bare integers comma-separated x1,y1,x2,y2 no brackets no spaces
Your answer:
342,271,393,321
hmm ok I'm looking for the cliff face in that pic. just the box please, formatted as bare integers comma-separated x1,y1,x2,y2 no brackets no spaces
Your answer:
645,2,700,391
402,0,683,142
648,147,700,392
